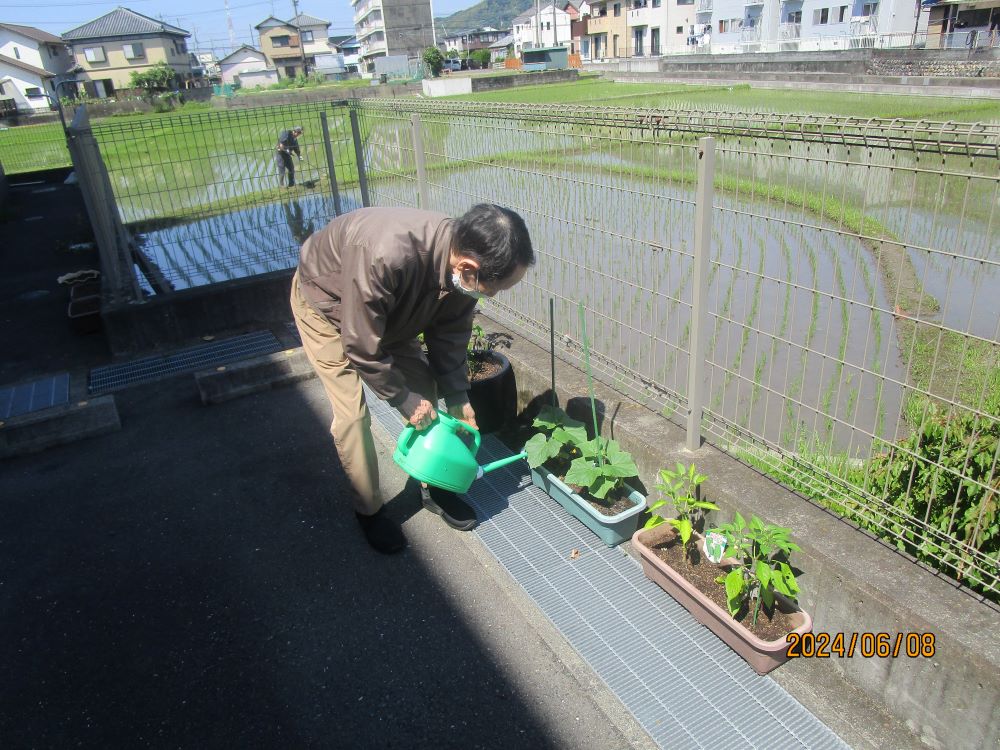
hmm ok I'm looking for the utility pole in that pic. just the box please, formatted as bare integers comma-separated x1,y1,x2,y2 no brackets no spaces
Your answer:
552,1,557,46
225,0,236,50
535,0,541,46
291,0,307,76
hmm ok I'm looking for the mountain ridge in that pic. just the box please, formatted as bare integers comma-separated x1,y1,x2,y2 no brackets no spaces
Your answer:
435,0,534,35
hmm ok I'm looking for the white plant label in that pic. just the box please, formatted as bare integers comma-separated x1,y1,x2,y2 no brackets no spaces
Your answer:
704,531,727,564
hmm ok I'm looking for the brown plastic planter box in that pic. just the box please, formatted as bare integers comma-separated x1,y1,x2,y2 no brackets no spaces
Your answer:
632,524,812,675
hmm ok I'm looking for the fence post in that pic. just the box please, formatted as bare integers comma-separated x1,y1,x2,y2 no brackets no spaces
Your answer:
410,113,430,210
66,107,140,304
319,111,343,216
686,136,715,452
348,108,370,208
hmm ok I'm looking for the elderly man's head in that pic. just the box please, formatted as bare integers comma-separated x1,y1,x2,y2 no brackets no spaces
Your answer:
292,125,304,135
450,204,534,299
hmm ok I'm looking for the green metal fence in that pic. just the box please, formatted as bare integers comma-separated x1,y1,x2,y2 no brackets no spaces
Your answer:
0,120,71,174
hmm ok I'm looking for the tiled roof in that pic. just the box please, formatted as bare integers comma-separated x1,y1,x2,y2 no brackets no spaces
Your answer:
62,7,189,41
254,16,286,30
218,45,265,63
0,23,63,45
0,52,53,77
289,13,329,27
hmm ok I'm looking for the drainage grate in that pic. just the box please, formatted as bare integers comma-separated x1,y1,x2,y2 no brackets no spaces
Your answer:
0,373,70,419
88,331,282,394
364,387,847,750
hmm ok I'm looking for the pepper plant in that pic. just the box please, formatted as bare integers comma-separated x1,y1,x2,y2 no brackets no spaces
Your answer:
715,513,801,627
644,462,719,563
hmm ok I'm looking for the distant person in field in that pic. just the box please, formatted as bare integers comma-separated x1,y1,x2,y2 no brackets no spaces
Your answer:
276,125,303,187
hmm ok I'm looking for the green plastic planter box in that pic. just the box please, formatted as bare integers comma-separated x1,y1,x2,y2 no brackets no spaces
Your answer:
530,467,645,547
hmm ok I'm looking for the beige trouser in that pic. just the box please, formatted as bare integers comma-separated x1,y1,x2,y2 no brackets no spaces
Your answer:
290,271,437,515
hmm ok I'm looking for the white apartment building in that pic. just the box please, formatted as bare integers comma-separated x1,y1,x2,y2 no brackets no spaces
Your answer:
629,0,925,55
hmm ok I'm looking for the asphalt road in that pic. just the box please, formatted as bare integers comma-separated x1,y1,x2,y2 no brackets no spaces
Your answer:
0,370,653,749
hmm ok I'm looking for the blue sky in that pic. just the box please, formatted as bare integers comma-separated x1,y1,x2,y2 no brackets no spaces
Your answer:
1,0,471,58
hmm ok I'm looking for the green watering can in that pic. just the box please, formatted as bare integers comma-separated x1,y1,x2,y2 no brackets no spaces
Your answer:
393,411,527,493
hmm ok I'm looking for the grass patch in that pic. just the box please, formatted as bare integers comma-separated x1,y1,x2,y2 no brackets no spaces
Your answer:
459,77,1000,121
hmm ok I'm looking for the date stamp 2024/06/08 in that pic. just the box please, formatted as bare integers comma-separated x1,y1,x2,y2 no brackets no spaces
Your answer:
786,632,936,659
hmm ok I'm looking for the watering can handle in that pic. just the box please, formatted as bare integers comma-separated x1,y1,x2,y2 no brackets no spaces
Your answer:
397,424,416,457
453,417,482,456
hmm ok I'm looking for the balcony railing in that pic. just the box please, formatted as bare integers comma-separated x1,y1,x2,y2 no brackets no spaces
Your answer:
696,0,713,12
779,22,801,39
353,0,382,24
363,38,387,56
740,24,762,42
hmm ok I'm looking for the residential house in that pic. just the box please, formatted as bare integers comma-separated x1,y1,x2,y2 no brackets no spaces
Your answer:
0,23,74,111
330,35,361,72
513,4,575,55
489,33,515,62
351,0,435,74
441,27,509,54
926,0,995,49
256,12,337,78
62,7,193,98
218,45,272,86
587,0,629,57
255,16,305,78
439,29,470,53
624,0,702,56
0,55,53,113
195,51,221,80
568,1,593,56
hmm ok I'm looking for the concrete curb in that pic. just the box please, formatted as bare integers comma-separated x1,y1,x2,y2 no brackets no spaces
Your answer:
194,348,316,405
0,395,120,459
475,312,1000,750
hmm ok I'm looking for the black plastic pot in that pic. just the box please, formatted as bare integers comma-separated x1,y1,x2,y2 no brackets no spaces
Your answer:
468,350,516,434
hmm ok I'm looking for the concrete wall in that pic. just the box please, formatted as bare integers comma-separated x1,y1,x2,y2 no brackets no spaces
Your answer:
422,76,473,97
589,47,1000,78
470,68,579,92
478,314,1000,750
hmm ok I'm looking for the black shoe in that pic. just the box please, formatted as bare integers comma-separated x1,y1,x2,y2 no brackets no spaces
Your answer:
355,508,407,554
421,486,478,531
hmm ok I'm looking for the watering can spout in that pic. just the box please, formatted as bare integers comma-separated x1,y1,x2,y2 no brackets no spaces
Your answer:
478,451,528,477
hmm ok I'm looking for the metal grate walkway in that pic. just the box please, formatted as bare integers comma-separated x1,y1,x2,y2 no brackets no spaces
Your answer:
88,331,283,394
0,373,70,419
365,388,847,750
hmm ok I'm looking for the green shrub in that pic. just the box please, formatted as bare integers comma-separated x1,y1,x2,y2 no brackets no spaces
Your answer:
866,390,1000,593
422,46,444,77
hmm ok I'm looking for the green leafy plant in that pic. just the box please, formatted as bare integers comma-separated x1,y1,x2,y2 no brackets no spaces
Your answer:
524,405,588,475
644,462,718,563
467,324,512,378
564,437,640,501
866,390,1000,594
715,513,801,627
129,61,177,91
422,46,444,77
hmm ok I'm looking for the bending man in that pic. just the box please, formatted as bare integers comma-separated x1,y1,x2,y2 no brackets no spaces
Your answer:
290,205,535,553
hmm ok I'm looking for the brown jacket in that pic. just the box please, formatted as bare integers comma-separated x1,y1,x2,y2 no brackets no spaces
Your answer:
296,207,476,416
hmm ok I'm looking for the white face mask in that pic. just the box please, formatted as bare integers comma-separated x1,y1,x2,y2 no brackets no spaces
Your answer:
451,269,486,300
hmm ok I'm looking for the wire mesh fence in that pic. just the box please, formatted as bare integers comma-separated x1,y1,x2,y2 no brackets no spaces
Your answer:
87,100,360,292
0,119,72,174
353,98,999,599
